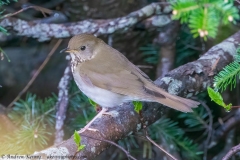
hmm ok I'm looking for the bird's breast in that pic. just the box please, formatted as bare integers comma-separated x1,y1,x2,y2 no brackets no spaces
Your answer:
72,71,128,108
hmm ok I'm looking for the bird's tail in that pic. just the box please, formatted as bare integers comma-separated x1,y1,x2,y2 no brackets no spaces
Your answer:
145,84,199,112
154,93,199,112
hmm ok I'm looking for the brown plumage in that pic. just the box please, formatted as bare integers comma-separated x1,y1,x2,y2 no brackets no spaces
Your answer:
64,34,199,113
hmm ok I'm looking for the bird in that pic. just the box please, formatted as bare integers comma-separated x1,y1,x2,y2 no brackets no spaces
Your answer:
61,34,199,132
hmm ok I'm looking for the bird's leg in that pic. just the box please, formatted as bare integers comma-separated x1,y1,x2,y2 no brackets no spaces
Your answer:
95,105,113,116
79,107,108,133
95,104,102,113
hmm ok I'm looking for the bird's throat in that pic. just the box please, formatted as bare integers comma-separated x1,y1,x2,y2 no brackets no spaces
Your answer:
70,54,81,72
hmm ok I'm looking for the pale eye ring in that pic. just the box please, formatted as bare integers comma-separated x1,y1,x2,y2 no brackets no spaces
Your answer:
80,46,86,51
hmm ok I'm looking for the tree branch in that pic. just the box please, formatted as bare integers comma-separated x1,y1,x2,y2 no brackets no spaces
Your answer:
32,30,240,159
222,141,240,160
54,65,72,144
0,3,171,42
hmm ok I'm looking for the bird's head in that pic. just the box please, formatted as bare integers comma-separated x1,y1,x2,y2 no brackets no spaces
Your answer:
61,34,101,62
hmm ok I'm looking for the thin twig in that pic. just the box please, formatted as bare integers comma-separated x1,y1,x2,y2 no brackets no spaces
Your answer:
209,109,240,150
200,37,206,53
235,0,240,4
231,106,240,109
81,134,137,160
200,100,213,160
143,129,178,160
7,39,62,108
222,143,240,160
1,5,52,19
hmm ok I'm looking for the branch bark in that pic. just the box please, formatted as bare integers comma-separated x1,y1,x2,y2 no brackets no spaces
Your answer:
32,31,240,159
0,2,172,42
154,21,180,78
54,65,72,145
222,141,240,160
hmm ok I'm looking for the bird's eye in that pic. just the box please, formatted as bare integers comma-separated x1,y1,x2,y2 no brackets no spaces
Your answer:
80,46,86,51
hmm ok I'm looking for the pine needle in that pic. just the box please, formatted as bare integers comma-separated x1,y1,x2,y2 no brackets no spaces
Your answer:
214,61,240,91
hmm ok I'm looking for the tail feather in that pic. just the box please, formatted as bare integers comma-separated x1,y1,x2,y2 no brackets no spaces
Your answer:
141,79,200,112
154,96,199,112
145,84,200,112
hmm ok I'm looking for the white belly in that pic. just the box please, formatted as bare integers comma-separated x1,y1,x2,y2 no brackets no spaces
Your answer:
73,72,128,108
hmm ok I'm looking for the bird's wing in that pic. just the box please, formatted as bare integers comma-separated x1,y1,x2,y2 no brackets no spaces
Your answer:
80,65,152,100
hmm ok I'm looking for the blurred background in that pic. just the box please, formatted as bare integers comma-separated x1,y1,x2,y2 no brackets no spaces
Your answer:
0,0,240,160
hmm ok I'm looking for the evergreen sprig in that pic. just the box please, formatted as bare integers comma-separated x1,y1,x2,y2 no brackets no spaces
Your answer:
208,47,240,110
170,0,239,39
175,26,199,65
170,0,199,23
189,7,219,40
149,117,202,160
214,49,240,91
178,106,208,129
0,0,17,61
0,0,17,34
0,93,56,154
139,44,159,64
9,93,56,127
214,61,240,91
0,0,16,5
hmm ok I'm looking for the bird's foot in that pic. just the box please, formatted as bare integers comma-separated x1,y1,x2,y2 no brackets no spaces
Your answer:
95,104,102,113
103,110,119,117
78,108,108,133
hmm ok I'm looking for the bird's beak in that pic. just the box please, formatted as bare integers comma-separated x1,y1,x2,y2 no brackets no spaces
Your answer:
60,48,71,53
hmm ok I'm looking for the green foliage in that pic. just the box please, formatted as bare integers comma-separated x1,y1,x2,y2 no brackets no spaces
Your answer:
0,25,7,34
0,0,17,34
140,26,200,68
189,7,219,40
178,106,209,129
0,122,51,154
214,50,240,91
0,0,16,5
88,98,97,108
175,26,200,66
214,61,240,91
208,47,240,110
133,101,142,113
170,0,239,40
207,87,232,111
0,0,17,61
74,130,85,151
149,117,202,160
9,93,56,127
139,44,159,64
0,93,56,154
0,47,10,62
